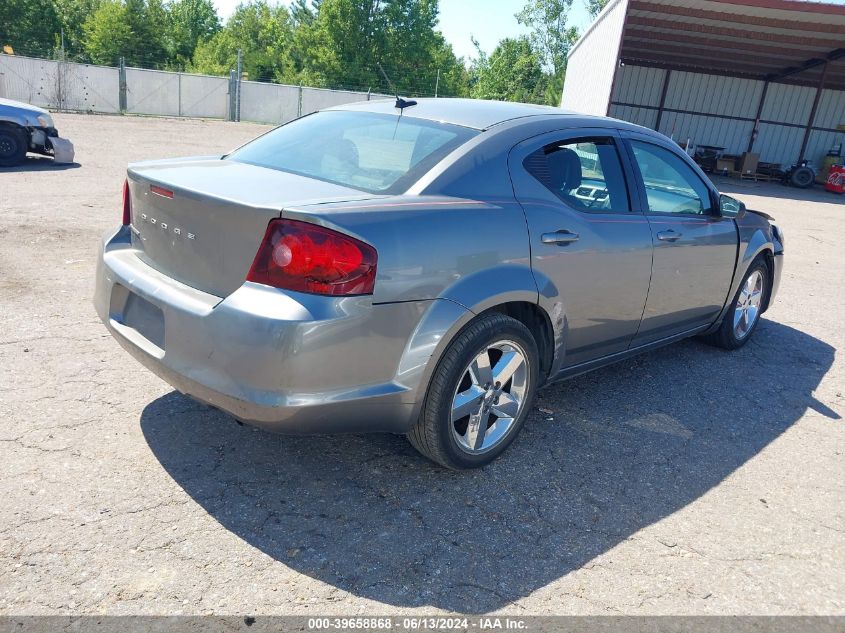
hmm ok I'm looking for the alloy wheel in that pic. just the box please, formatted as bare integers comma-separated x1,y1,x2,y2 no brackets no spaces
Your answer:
733,270,764,340
450,339,529,454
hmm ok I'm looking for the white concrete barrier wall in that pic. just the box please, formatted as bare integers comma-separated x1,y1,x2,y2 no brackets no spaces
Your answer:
177,73,229,119
1,54,402,123
62,63,121,113
0,55,59,107
240,81,300,124
0,55,120,113
302,87,373,115
125,67,181,116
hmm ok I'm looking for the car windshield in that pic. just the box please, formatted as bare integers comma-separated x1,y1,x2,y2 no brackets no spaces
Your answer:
228,110,479,194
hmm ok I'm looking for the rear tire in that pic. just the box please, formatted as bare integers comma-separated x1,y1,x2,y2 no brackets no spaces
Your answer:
702,257,769,350
407,313,540,469
0,125,28,167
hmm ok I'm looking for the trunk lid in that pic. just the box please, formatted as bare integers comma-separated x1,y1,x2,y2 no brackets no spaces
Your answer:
127,157,377,297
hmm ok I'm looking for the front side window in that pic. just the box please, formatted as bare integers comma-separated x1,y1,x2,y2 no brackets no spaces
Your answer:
630,140,713,215
229,110,478,194
523,137,630,213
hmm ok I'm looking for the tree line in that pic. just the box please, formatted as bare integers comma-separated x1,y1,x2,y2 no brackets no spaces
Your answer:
0,0,608,105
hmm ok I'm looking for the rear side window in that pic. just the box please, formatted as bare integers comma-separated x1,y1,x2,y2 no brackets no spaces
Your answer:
229,110,478,194
523,137,630,213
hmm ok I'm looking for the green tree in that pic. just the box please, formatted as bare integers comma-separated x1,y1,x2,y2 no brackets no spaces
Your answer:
381,0,440,93
290,0,320,27
585,0,609,19
3,0,471,97
470,36,547,104
296,0,388,90
0,0,62,56
516,0,578,76
82,1,133,64
429,33,470,97
167,0,220,64
295,0,464,95
288,0,318,76
83,0,169,66
191,1,295,82
515,0,579,104
53,0,102,59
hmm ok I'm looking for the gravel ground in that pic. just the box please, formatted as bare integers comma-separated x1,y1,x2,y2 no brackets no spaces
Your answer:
1,113,843,616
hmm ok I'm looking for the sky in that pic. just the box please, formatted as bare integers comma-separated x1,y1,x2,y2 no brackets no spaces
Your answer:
210,0,594,62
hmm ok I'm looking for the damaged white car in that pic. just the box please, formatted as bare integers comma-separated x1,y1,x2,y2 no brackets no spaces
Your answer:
0,97,74,166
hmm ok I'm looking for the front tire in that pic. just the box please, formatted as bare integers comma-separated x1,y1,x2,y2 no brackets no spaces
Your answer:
703,257,769,350
407,313,540,469
0,125,28,167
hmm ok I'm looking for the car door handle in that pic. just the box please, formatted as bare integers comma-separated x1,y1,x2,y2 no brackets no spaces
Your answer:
656,229,683,242
541,230,580,245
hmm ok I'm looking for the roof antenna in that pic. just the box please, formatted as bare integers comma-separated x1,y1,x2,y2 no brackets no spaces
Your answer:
377,62,417,110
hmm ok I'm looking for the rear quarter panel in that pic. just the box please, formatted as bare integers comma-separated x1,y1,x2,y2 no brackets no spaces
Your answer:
282,196,535,308
281,194,535,421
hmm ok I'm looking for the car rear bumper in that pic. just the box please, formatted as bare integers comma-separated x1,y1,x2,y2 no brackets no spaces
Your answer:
94,227,427,434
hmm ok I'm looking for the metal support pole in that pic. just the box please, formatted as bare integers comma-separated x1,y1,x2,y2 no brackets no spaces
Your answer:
297,83,303,117
435,69,440,98
367,88,371,101
56,28,66,110
798,61,828,163
118,57,127,113
56,60,63,111
177,67,182,117
653,70,671,133
747,80,769,154
228,70,237,121
235,49,242,122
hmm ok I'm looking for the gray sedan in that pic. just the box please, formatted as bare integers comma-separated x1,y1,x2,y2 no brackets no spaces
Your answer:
95,98,784,469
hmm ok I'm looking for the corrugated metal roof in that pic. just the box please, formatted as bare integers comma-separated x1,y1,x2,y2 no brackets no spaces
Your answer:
611,0,845,90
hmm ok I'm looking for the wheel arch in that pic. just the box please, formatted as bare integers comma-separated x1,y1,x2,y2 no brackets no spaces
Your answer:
705,234,775,335
760,248,775,312
0,120,28,140
740,228,776,313
0,117,29,131
436,264,555,382
396,294,556,429
478,301,554,383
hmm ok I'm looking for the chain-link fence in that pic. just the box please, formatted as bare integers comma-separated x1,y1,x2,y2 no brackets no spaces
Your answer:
0,53,393,124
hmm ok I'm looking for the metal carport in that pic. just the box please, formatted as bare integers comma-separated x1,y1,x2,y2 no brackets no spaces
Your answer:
561,0,845,171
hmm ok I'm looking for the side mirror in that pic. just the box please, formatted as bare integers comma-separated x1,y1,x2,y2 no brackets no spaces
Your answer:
719,194,746,219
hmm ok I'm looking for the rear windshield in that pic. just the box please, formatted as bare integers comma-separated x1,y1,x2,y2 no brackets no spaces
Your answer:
228,110,479,194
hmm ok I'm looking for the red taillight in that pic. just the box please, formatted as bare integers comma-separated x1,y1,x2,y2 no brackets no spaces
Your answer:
247,219,377,296
122,179,131,226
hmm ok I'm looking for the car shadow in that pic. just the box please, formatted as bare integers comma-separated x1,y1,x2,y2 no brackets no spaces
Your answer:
140,320,837,612
4,155,80,171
